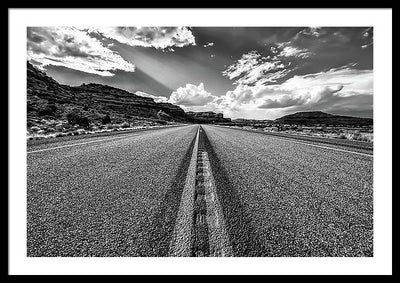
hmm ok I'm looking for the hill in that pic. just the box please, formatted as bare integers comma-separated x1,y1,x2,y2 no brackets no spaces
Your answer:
27,62,233,138
27,61,188,125
274,111,373,126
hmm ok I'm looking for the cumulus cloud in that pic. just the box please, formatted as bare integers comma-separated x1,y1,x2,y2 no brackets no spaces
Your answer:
87,27,196,50
258,85,344,109
135,91,168,103
27,27,136,76
167,65,372,120
281,65,372,96
255,67,371,116
169,83,217,106
219,66,372,119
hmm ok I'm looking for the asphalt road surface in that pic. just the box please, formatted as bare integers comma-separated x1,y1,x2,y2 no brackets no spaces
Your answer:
27,124,373,257
27,125,198,256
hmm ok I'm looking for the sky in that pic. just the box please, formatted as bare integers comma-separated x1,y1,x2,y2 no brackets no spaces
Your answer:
27,26,373,120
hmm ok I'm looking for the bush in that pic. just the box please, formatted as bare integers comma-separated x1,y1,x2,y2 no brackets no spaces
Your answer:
38,103,57,117
102,114,112,124
66,110,90,128
30,126,41,132
121,122,130,128
44,128,55,133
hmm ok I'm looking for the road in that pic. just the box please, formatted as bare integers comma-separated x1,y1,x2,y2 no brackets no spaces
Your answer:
27,124,373,257
27,125,198,256
201,125,373,256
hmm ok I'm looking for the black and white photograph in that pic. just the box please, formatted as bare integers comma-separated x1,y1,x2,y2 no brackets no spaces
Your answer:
8,8,392,275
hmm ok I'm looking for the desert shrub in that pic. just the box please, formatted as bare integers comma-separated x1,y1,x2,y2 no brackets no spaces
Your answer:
66,110,90,128
79,116,90,128
66,111,80,124
102,114,112,124
72,129,86,135
44,128,55,133
38,103,58,117
121,122,130,128
30,126,41,132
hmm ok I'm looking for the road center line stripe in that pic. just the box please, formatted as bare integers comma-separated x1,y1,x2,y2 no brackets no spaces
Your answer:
169,127,200,256
201,152,232,257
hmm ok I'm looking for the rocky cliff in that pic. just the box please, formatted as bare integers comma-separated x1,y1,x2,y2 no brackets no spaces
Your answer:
27,61,188,123
186,111,231,123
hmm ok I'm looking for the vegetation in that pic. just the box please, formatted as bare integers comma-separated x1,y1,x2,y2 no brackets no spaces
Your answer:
38,103,58,117
101,114,112,124
66,109,90,128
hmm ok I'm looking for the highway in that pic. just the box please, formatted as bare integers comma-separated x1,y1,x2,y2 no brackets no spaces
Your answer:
27,124,373,257
27,125,198,256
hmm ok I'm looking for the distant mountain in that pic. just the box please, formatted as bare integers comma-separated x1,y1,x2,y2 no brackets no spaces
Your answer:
274,111,373,126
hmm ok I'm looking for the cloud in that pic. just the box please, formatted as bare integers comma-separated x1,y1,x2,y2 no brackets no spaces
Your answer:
222,43,314,88
220,66,372,119
87,27,196,50
362,27,372,38
277,43,313,59
297,27,322,38
168,83,217,106
258,85,344,109
280,66,372,96
27,27,135,76
222,50,291,87
203,42,214,47
259,67,371,116
259,95,306,109
135,91,168,103
167,65,372,120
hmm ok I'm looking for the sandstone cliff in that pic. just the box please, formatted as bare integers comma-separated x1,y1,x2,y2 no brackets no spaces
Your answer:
27,61,188,123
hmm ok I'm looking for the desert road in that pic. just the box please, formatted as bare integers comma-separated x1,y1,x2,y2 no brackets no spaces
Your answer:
27,124,373,257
